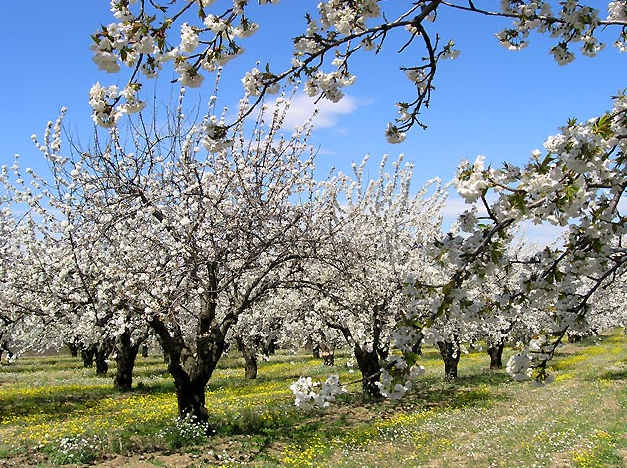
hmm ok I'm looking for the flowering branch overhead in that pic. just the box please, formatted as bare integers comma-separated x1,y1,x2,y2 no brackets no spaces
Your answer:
91,1,626,140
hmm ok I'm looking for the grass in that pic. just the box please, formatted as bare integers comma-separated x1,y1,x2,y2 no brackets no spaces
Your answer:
0,331,625,467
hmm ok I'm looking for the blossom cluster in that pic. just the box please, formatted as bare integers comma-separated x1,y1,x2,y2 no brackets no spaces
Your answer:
495,1,626,63
290,375,346,410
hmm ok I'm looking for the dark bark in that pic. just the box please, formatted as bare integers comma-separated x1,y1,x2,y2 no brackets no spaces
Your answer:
332,303,387,398
95,341,112,376
353,345,382,398
321,349,335,366
312,343,321,359
263,336,277,355
236,335,258,380
114,330,145,391
148,299,233,426
411,332,424,356
141,344,149,357
437,340,461,381
487,342,505,370
81,344,96,367
165,342,223,426
65,341,79,357
175,373,210,424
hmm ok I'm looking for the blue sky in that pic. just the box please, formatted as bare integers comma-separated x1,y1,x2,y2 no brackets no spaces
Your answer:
1,1,625,224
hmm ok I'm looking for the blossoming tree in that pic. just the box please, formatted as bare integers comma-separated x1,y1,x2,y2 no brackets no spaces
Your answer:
22,90,336,423
5,0,626,411
288,155,448,397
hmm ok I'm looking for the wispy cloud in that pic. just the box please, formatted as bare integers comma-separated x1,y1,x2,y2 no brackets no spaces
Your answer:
266,93,358,130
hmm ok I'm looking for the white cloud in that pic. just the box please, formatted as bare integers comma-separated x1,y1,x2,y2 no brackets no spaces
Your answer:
518,220,567,248
266,93,358,130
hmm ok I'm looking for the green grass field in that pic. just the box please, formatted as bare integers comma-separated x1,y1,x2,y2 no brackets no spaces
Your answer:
0,331,625,467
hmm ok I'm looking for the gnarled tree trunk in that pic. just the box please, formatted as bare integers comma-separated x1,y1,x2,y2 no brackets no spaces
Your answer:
235,335,258,380
95,338,114,376
487,341,505,370
148,294,234,427
114,330,147,391
437,339,461,381
354,345,382,398
81,344,96,367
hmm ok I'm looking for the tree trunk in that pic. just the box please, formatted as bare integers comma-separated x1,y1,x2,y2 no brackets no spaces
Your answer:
149,308,231,426
65,341,79,357
173,370,210,425
95,339,114,376
114,331,142,391
437,340,461,381
81,345,96,367
263,336,277,355
487,342,505,370
236,335,258,380
321,349,335,366
411,331,424,356
165,345,220,426
95,349,109,375
354,345,382,398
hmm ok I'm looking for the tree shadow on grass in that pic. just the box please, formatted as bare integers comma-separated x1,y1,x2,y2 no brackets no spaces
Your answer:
0,377,179,423
198,367,514,466
594,368,627,381
1,388,112,422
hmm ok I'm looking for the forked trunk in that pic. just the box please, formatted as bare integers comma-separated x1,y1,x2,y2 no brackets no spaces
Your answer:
354,345,382,398
151,319,229,426
487,342,505,370
173,370,210,425
148,288,238,426
236,335,258,380
114,331,143,391
65,341,79,357
81,345,96,367
437,340,460,381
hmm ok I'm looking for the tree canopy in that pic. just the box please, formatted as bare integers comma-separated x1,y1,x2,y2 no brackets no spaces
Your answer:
1,1,626,416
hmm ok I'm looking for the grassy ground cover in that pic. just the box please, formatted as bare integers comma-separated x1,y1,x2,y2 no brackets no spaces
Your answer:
0,331,625,467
